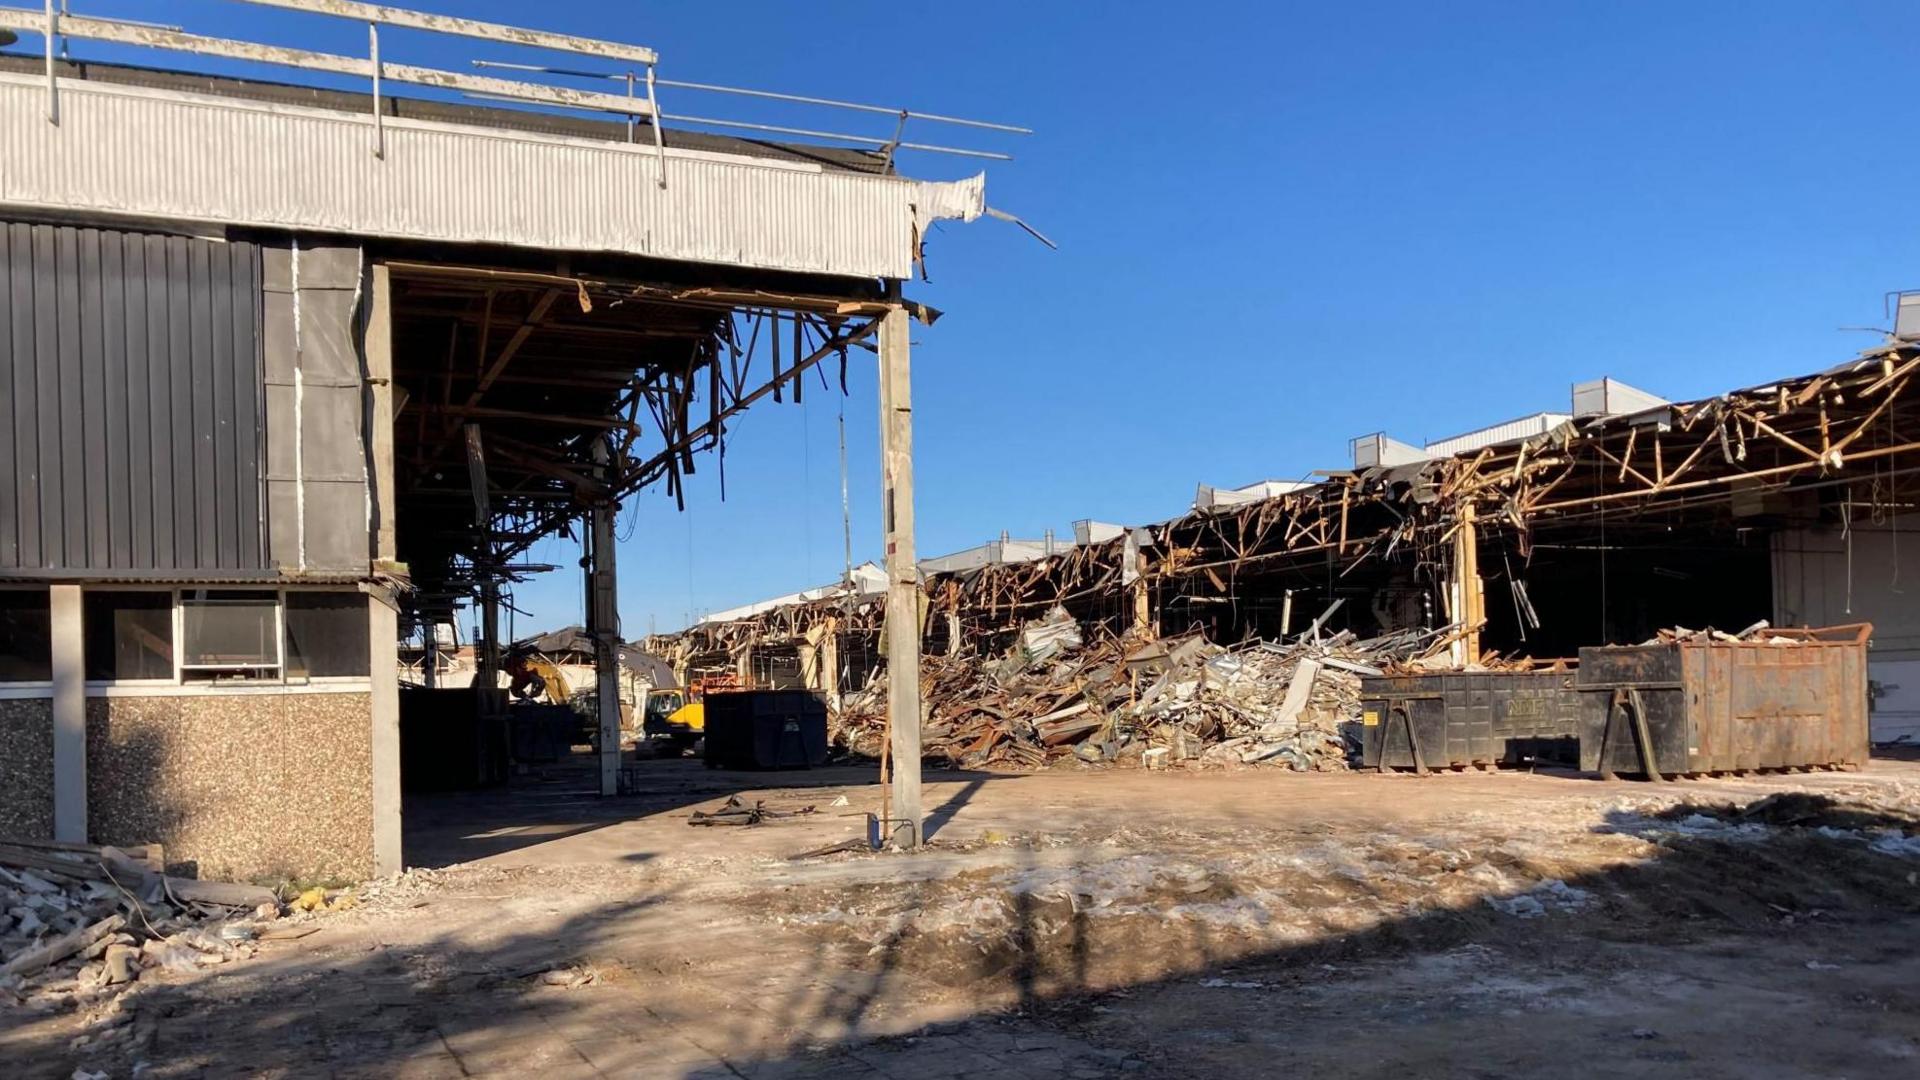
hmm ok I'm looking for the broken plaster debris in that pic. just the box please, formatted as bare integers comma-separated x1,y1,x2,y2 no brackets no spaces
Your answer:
0,840,353,1038
831,607,1486,772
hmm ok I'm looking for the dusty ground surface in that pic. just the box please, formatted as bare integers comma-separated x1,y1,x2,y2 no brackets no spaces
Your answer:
5,754,1920,1078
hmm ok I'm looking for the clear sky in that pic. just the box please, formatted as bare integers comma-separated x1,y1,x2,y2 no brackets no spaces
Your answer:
42,1,1920,637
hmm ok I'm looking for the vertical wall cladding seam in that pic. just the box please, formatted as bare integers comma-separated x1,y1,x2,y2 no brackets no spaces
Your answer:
0,224,19,567
0,221,268,573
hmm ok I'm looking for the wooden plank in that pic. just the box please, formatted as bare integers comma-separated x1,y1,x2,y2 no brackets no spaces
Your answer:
0,843,110,882
0,915,125,979
163,876,278,909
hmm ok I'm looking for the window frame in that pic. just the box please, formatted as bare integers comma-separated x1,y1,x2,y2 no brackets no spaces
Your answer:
0,584,54,688
177,589,286,682
79,587,371,690
282,590,373,684
82,589,178,688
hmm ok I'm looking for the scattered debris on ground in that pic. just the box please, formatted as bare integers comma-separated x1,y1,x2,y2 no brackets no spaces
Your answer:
10,763,1920,1079
688,794,816,827
0,838,353,1049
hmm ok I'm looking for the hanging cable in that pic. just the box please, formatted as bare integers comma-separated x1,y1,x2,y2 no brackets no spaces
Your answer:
685,502,697,626
802,393,815,584
1598,454,1609,643
838,396,853,586
1844,484,1854,615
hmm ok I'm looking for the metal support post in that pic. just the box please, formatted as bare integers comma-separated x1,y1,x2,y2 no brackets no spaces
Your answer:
368,21,384,158
589,437,622,796
478,582,501,690
878,301,921,847
463,423,500,691
42,0,58,125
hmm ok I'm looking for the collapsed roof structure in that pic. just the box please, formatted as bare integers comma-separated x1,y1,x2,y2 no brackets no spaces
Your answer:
650,341,1920,744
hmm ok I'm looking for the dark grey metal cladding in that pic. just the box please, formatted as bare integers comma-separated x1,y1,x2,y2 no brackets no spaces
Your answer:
0,221,264,573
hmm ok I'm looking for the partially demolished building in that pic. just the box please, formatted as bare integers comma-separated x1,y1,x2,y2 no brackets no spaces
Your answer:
653,344,1920,748
0,4,1020,873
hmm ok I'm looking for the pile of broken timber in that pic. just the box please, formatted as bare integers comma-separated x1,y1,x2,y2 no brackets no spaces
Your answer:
832,608,1466,771
1,839,281,1014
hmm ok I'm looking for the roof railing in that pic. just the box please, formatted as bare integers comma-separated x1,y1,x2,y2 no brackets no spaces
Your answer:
472,59,1027,165
0,0,1026,177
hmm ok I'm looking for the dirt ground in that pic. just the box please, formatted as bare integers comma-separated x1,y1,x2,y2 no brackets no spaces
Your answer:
6,754,1920,1079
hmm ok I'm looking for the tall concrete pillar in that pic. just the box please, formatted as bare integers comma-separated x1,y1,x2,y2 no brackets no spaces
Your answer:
589,439,622,796
369,593,402,876
50,584,85,843
878,304,921,847
364,263,403,876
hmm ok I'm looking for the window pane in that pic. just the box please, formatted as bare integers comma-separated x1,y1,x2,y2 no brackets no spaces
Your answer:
181,591,278,668
83,592,174,681
285,593,369,678
0,590,52,682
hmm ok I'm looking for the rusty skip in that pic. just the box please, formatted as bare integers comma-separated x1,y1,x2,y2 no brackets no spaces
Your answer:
1578,624,1873,777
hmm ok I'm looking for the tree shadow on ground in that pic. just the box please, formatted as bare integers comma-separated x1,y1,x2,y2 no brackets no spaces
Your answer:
679,791,1920,1078
6,787,1919,1079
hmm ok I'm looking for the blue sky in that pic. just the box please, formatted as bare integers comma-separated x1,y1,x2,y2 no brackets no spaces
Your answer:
39,2,1920,636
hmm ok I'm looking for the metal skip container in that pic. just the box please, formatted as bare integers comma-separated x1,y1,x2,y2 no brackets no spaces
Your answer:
702,690,830,770
1360,671,1583,772
1576,625,1871,777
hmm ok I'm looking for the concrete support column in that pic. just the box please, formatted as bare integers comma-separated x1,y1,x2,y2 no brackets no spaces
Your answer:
878,304,921,847
364,263,403,876
50,584,85,843
369,592,402,876
589,438,622,797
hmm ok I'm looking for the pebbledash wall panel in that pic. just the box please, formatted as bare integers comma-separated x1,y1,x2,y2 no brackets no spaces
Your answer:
86,692,375,881
0,696,55,839
0,221,266,574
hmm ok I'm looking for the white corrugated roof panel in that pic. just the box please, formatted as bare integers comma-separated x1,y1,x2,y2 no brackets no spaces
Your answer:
1423,413,1570,458
0,74,984,279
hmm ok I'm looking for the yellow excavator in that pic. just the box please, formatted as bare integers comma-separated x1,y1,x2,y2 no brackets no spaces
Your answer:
642,675,739,755
504,650,571,705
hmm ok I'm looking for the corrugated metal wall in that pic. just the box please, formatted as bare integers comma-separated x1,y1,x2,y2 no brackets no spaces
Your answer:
0,221,266,573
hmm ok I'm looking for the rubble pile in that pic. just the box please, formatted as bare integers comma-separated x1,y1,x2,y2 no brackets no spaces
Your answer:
1645,620,1789,645
833,607,1457,771
0,840,289,1022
